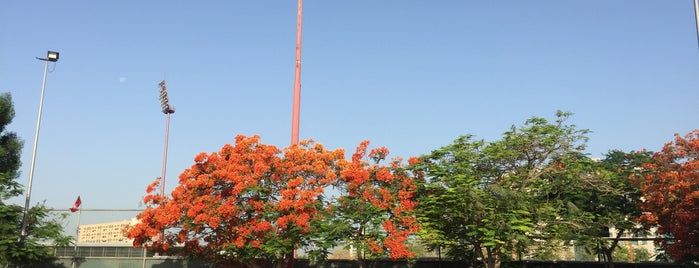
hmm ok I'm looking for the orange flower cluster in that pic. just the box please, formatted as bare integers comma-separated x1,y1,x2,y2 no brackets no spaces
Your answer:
125,135,344,263
336,141,420,260
124,135,419,265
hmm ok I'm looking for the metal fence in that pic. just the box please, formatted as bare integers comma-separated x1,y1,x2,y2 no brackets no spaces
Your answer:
55,246,148,258
36,249,695,268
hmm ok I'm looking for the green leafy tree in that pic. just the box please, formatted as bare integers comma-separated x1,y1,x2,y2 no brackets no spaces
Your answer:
413,111,589,268
0,93,71,267
613,243,653,263
545,150,651,268
529,239,575,260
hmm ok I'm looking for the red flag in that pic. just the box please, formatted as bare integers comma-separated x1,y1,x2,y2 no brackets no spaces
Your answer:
70,196,81,212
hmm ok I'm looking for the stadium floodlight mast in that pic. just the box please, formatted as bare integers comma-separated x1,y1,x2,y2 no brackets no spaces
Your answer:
20,51,60,238
158,80,175,197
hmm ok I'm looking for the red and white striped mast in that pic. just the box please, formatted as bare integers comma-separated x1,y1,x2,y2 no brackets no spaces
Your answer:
290,0,303,145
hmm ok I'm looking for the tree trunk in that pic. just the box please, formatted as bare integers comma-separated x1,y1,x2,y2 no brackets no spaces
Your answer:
356,227,365,268
357,248,365,268
271,255,292,268
491,253,502,268
481,247,502,268
603,250,614,268
285,251,294,268
603,228,623,268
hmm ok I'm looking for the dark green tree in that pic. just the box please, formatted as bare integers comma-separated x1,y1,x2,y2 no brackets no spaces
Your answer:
613,243,653,263
0,93,71,267
413,111,589,268
545,150,651,268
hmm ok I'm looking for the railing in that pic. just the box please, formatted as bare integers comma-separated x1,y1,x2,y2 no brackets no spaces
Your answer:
54,246,153,258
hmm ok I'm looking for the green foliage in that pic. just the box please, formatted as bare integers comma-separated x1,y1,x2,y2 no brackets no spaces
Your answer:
529,239,574,261
0,203,71,266
413,111,589,268
0,93,22,200
0,93,71,267
547,149,652,267
613,243,653,263
574,243,599,261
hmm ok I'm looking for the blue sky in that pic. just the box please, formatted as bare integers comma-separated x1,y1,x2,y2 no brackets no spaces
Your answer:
2,1,698,228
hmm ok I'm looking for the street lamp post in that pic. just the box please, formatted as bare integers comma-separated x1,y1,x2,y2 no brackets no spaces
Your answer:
20,51,59,237
158,80,175,198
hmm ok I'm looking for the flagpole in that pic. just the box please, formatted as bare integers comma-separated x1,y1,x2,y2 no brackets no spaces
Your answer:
72,208,81,268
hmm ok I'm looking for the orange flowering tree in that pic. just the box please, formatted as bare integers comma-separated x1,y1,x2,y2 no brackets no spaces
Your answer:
125,135,345,268
330,141,420,268
636,130,699,263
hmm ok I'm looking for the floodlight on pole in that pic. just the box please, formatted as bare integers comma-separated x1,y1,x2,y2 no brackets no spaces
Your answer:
158,80,174,198
20,50,59,238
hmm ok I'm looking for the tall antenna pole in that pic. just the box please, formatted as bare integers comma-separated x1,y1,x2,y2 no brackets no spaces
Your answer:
291,0,303,145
